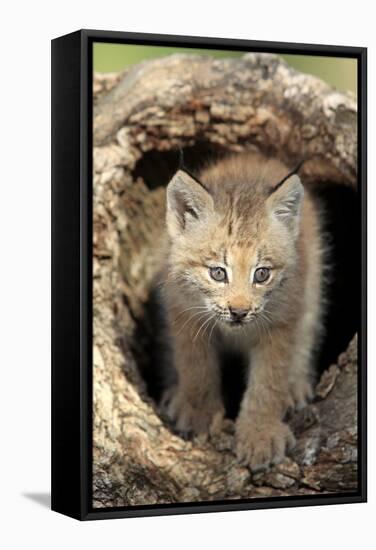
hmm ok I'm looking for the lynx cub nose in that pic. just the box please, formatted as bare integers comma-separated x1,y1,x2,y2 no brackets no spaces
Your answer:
229,307,249,321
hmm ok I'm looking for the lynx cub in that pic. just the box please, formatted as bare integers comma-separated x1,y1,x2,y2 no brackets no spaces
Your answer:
161,152,324,471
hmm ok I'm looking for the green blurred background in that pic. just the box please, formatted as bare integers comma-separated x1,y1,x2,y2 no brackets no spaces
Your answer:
93,43,357,95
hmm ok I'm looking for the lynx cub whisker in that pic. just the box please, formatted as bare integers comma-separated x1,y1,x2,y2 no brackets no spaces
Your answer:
208,316,220,347
172,305,208,325
193,313,216,343
175,310,210,336
158,151,324,471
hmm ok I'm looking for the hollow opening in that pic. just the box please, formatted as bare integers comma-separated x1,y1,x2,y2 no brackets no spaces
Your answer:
128,146,359,419
133,141,232,190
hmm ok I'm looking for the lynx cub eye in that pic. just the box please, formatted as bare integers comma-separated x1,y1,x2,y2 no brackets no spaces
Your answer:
254,267,271,284
209,266,227,282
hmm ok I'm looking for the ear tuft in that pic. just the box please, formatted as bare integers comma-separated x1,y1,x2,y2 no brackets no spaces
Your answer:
166,170,213,236
267,174,304,234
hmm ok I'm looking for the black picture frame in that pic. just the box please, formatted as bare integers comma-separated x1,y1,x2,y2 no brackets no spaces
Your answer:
51,29,367,521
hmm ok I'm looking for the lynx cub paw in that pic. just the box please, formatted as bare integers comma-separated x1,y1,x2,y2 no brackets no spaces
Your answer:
235,415,296,472
163,388,224,438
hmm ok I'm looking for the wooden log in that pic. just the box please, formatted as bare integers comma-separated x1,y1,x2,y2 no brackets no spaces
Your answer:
92,53,358,507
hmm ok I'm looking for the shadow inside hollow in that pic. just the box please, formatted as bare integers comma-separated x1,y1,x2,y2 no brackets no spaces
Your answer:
23,492,51,509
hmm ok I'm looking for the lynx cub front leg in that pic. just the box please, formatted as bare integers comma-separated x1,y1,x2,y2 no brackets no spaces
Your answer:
165,328,224,437
235,329,306,471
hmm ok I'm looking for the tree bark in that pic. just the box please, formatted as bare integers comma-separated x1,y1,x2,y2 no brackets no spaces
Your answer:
92,53,358,508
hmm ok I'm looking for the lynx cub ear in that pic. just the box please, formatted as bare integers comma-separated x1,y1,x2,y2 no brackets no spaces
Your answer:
267,174,304,237
166,169,214,237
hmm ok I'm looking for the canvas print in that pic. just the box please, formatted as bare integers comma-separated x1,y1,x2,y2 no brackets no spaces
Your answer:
92,43,359,509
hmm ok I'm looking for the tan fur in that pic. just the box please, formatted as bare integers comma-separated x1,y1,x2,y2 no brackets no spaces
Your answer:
160,152,324,471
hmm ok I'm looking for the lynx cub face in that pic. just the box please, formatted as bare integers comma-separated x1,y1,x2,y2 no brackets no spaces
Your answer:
162,153,323,472
166,161,303,331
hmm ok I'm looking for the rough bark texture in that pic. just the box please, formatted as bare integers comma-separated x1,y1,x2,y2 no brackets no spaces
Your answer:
92,53,358,508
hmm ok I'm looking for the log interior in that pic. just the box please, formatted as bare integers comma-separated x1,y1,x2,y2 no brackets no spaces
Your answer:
127,145,359,416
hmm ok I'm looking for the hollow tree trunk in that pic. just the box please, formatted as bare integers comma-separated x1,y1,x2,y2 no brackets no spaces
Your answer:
92,53,358,507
